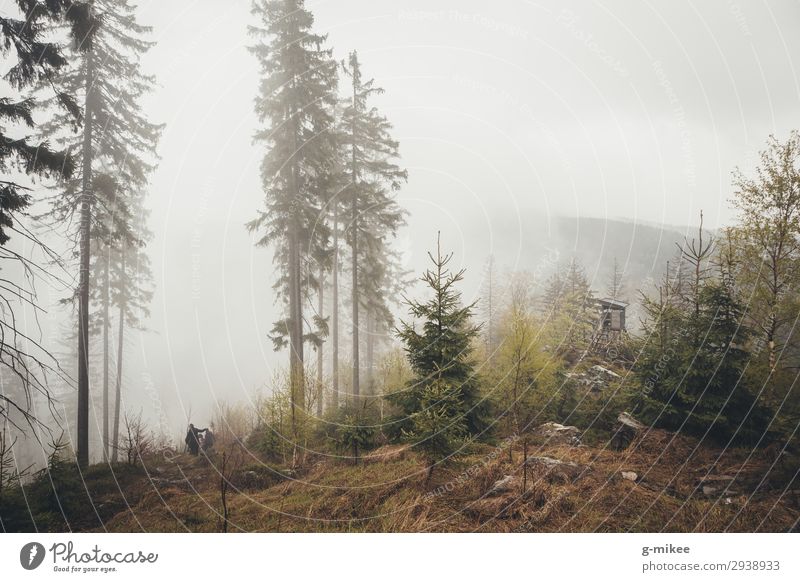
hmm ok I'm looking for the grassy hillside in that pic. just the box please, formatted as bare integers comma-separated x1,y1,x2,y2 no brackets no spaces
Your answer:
3,427,796,533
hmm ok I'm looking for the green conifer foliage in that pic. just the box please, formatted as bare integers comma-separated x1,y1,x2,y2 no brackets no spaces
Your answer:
389,236,489,447
341,50,406,399
248,0,338,437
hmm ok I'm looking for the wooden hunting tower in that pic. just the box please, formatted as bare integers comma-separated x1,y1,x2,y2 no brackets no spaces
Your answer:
597,298,627,337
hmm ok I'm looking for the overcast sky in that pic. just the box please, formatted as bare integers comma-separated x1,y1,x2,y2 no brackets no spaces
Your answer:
40,0,800,434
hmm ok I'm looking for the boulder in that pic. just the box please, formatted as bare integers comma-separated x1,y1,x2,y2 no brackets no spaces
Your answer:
533,422,582,446
525,456,585,483
621,471,638,482
611,412,646,450
590,365,621,379
363,445,409,464
698,475,741,496
564,371,594,388
487,475,518,497
617,412,647,430
565,365,622,394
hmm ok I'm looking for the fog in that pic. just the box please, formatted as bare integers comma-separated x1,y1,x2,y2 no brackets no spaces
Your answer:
10,0,800,448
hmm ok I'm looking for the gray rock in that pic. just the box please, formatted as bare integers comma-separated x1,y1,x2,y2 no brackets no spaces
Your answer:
699,474,736,484
621,471,638,482
533,422,582,445
590,365,621,379
611,413,647,450
617,412,647,430
525,456,585,483
488,475,517,496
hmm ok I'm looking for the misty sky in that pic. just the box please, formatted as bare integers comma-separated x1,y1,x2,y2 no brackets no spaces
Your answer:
44,0,800,435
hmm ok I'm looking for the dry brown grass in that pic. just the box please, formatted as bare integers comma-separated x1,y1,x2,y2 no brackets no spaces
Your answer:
93,429,798,533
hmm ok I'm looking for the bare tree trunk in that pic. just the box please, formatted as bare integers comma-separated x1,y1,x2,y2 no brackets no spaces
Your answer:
102,246,110,462
111,301,125,462
316,268,324,417
278,77,306,452
287,106,305,442
365,310,374,396
288,224,305,464
510,348,521,462
523,437,528,493
768,258,779,371
350,68,360,404
351,202,360,402
425,463,434,487
220,451,230,533
111,250,125,463
77,45,95,468
486,255,493,354
331,202,339,410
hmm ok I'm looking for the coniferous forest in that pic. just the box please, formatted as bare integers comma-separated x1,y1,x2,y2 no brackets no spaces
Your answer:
0,0,799,538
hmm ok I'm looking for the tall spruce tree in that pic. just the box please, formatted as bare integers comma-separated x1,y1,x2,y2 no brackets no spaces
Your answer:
111,228,153,461
248,0,338,439
330,192,341,410
341,50,406,401
312,105,346,416
88,178,148,461
315,264,325,416
38,0,161,466
308,240,331,417
91,198,152,462
0,0,92,433
325,106,348,412
361,244,411,396
1,0,87,244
